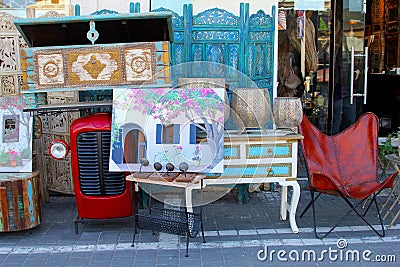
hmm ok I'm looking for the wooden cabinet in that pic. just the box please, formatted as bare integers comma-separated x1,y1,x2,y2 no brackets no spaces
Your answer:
385,0,400,68
205,131,303,233
369,0,400,71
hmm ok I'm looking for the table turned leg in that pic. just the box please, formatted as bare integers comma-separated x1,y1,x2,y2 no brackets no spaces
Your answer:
289,182,300,233
278,181,300,233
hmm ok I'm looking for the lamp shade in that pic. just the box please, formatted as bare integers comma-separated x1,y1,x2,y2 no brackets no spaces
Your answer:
230,88,272,134
273,97,303,128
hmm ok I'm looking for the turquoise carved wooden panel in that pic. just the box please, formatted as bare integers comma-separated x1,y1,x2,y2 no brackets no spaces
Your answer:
152,3,276,93
206,163,292,179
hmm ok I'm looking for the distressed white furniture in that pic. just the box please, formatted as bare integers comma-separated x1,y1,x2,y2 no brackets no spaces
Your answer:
127,130,303,233
203,130,303,233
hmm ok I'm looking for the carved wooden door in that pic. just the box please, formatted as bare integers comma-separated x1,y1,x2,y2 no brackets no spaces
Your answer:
0,12,26,96
154,4,275,92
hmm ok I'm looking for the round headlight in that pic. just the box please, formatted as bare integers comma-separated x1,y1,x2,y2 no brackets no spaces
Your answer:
48,139,69,159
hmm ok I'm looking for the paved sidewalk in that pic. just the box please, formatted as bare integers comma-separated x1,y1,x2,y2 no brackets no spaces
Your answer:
1,182,400,266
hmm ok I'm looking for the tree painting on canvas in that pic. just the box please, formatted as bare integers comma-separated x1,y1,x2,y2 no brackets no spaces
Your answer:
0,96,33,172
110,87,225,173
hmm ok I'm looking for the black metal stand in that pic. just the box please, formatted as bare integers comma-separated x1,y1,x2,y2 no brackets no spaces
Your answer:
302,189,386,239
131,179,205,257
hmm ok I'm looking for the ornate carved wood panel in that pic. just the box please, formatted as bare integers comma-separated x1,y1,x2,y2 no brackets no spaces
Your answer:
39,91,79,194
20,41,170,93
0,12,27,96
152,4,275,92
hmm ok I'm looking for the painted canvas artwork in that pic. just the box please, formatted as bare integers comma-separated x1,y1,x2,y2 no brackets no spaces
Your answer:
0,96,33,172
109,87,225,173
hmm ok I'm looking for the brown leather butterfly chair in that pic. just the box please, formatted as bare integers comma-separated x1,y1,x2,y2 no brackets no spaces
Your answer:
298,112,398,239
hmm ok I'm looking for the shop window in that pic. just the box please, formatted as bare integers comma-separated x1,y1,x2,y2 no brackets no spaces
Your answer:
189,124,211,144
3,115,19,143
156,124,180,144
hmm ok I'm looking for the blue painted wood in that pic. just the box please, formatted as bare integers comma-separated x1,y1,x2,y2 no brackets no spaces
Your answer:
130,2,135,13
57,3,275,111
247,144,291,158
20,41,171,95
209,164,290,178
27,180,34,224
151,3,275,94
75,4,80,16
224,146,239,158
220,164,290,178
90,9,119,15
87,20,99,44
135,2,140,13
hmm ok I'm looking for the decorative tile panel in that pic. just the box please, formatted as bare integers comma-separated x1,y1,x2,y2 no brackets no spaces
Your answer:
21,42,168,92
0,36,19,72
124,47,154,82
1,75,17,95
0,12,19,32
37,53,65,85
69,49,120,85
0,12,26,96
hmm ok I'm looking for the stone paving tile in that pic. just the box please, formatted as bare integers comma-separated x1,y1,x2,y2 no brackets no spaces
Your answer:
113,250,135,258
87,261,112,267
135,251,158,261
1,186,400,267
27,254,50,261
68,251,94,258
156,255,179,265
45,254,69,266
2,254,29,265
91,251,114,262
21,259,48,267
178,258,202,267
200,248,224,262
65,256,91,267
157,249,180,257
243,259,272,267
179,249,201,259
110,256,134,266
132,260,157,267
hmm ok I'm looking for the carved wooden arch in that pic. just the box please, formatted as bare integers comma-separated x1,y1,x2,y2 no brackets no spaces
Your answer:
39,10,63,18
0,12,19,32
0,12,27,96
